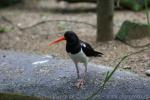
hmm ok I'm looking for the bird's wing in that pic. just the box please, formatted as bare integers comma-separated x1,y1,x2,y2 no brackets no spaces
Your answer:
80,40,103,57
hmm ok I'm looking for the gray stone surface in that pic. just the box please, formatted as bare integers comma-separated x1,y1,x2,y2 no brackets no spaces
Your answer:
0,50,150,100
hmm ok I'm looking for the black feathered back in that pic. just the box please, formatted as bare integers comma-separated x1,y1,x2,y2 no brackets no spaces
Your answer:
81,41,103,57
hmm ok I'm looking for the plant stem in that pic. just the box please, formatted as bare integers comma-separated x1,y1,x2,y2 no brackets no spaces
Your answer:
86,47,150,100
144,0,150,24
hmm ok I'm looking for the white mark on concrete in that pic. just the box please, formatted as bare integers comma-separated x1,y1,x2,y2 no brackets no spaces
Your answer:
42,55,53,59
32,60,49,65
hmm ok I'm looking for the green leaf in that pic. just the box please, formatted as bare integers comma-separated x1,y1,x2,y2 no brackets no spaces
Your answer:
0,27,8,33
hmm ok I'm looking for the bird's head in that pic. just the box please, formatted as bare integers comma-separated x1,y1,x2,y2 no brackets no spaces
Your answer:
64,31,79,44
48,31,79,46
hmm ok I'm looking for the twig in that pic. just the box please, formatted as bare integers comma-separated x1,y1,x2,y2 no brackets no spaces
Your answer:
0,16,22,31
86,46,150,100
116,37,150,48
20,19,97,30
116,0,120,8
144,0,150,25
1,15,149,48
0,16,96,31
122,41,150,48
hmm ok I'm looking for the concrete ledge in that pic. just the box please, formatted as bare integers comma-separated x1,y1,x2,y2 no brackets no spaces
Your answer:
0,50,150,100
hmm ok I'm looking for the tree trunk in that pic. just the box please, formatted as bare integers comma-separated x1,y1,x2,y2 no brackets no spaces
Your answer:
97,0,114,41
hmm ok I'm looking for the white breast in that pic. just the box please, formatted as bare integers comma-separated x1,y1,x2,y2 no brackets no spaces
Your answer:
68,49,89,64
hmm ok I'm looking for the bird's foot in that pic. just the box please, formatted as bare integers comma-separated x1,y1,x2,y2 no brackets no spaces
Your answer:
75,79,85,89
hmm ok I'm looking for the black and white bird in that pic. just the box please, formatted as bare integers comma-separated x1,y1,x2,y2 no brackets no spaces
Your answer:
49,31,103,87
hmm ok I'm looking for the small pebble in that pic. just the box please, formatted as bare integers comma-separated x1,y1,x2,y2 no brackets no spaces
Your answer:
145,70,150,76
2,55,6,58
123,66,131,69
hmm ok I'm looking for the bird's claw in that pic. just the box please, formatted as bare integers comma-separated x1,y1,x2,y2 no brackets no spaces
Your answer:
75,79,85,89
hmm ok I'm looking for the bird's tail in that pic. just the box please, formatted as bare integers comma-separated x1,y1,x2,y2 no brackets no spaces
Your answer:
94,51,103,57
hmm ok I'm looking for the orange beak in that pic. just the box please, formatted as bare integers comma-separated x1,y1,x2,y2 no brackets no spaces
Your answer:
48,36,65,46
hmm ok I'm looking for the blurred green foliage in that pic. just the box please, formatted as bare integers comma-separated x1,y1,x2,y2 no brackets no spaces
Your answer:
119,0,146,11
116,0,150,41
0,0,22,8
0,27,8,33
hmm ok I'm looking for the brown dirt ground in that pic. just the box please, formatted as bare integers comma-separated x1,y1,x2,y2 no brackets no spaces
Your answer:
0,0,150,77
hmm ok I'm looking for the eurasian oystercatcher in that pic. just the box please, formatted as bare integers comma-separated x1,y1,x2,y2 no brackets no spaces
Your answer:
49,31,103,88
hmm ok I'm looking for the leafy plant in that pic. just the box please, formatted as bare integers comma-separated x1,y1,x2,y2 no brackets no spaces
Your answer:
86,47,149,100
86,55,128,100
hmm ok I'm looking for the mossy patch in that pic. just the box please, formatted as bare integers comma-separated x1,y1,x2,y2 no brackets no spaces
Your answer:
0,93,42,100
116,20,150,41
